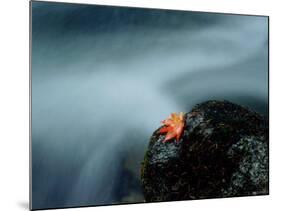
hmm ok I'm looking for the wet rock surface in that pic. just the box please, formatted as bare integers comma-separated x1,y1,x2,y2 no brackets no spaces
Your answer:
141,100,268,202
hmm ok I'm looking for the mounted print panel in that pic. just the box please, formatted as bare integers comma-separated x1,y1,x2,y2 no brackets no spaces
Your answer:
30,1,269,210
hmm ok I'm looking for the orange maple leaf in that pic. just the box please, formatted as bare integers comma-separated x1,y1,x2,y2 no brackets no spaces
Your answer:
159,112,185,143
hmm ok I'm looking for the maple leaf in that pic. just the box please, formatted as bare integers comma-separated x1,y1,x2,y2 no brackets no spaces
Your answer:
159,112,185,143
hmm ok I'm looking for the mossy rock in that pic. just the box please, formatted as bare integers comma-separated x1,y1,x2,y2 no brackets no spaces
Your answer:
141,100,268,202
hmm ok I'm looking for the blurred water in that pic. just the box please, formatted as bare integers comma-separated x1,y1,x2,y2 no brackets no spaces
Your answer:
31,2,268,209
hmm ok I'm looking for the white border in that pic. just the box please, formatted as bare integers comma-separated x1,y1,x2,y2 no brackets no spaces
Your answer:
1,0,280,211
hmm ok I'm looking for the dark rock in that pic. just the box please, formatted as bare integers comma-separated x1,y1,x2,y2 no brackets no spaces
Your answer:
141,100,268,202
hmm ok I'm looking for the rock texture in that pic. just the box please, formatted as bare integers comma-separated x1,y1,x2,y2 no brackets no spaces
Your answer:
141,100,268,202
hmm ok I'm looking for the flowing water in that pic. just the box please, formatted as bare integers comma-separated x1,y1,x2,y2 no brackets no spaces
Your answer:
31,2,268,209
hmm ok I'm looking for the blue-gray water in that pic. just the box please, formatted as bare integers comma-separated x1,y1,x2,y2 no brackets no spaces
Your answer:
31,2,268,209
